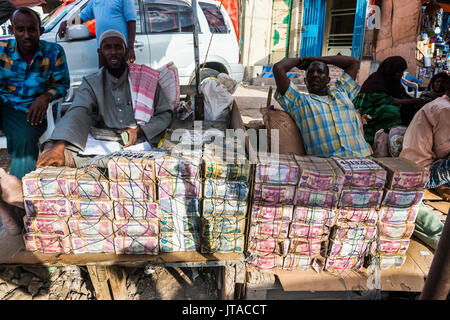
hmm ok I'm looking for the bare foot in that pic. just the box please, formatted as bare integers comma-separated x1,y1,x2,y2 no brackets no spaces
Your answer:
0,168,25,208
434,185,450,202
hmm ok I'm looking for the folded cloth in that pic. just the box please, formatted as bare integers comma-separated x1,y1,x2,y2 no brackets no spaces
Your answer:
158,62,179,111
413,202,444,250
128,63,160,124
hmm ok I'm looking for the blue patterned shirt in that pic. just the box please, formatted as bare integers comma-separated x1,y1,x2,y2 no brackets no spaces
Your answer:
274,72,372,158
0,39,70,112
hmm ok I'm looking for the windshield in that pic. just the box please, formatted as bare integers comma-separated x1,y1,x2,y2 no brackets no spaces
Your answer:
43,1,79,33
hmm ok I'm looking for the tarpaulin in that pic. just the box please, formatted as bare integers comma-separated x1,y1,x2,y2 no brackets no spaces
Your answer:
220,0,239,41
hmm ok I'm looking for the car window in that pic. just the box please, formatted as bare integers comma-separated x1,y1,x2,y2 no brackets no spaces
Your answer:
199,2,228,33
146,3,194,33
43,1,80,32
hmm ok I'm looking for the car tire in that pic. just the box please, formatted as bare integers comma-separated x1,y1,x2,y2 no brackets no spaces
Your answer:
190,68,221,85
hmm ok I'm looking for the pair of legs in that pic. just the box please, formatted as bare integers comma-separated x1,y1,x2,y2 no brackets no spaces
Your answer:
0,168,25,235
0,102,47,180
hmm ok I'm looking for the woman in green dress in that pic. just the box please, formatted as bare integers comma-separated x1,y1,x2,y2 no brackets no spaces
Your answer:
353,56,428,145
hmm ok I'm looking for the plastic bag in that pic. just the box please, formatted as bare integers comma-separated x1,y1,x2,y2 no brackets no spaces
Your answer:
200,74,234,121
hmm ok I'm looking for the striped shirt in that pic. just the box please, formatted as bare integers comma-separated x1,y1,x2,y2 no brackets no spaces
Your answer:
0,39,70,112
274,72,372,158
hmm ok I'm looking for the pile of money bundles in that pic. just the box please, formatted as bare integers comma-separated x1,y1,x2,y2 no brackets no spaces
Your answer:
22,167,108,254
369,158,427,268
201,141,250,253
324,158,386,271
157,151,203,252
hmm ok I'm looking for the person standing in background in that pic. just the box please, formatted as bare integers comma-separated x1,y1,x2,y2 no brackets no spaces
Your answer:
57,0,137,64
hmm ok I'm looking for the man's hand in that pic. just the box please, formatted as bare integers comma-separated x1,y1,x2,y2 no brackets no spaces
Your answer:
126,47,136,64
36,141,66,168
120,127,143,148
58,20,68,39
296,57,314,70
27,93,52,126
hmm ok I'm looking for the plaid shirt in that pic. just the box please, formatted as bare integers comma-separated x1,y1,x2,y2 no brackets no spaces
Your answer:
0,39,70,112
275,72,372,158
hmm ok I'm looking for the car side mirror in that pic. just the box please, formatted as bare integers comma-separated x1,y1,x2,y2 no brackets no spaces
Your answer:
65,24,90,41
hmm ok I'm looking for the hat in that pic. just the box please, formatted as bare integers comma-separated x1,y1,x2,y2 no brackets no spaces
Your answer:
99,29,127,47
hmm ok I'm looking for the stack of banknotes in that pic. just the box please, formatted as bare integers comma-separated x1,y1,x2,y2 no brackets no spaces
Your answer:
370,158,427,269
201,142,250,253
156,151,203,252
323,157,386,271
23,167,76,253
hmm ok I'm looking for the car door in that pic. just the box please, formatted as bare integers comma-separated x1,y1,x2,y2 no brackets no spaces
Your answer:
133,0,151,64
143,0,198,85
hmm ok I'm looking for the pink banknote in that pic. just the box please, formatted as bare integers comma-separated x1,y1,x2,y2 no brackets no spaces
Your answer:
291,206,336,225
251,203,293,221
155,155,201,178
250,220,290,239
377,238,410,255
23,216,69,236
255,154,299,185
109,181,156,201
248,237,285,254
249,254,284,270
70,236,115,254
22,177,68,198
325,256,364,271
113,201,158,220
288,222,330,240
23,233,71,254
68,219,114,237
379,254,407,269
68,176,110,200
332,157,387,189
253,184,296,204
335,207,378,224
295,156,345,192
113,219,159,237
24,198,71,218
288,238,325,256
379,206,419,224
108,157,156,181
114,236,158,255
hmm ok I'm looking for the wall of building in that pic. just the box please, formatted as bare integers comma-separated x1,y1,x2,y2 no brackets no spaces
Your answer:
241,0,274,81
375,0,422,75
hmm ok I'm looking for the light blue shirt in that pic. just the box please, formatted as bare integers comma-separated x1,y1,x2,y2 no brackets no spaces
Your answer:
80,0,137,48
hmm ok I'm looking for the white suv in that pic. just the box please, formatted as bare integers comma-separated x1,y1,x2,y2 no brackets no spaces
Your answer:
40,0,243,90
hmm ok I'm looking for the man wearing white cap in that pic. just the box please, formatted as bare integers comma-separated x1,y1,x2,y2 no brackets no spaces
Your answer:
36,30,172,168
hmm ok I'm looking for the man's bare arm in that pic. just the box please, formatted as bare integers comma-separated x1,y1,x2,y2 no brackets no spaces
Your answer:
273,58,303,96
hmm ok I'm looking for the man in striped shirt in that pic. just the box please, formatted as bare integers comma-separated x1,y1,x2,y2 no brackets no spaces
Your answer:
0,7,70,179
273,55,371,158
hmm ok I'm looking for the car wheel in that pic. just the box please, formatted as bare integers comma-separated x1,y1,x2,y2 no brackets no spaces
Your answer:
190,68,221,85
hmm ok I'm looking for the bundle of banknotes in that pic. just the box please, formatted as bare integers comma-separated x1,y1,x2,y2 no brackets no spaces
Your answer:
22,166,78,198
200,233,244,253
68,218,114,238
71,236,115,254
255,154,299,185
113,201,158,220
114,236,158,254
155,152,202,179
108,156,157,182
72,200,115,219
203,199,247,217
159,231,200,252
332,157,387,189
295,156,345,192
23,233,72,254
23,216,69,236
110,180,157,201
68,169,110,200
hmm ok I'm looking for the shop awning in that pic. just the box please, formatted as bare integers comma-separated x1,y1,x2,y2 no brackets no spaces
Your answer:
10,0,47,7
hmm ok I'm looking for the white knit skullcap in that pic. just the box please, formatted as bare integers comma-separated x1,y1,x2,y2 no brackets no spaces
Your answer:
99,29,127,47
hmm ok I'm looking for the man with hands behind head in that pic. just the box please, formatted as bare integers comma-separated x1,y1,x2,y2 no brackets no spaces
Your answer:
272,55,372,158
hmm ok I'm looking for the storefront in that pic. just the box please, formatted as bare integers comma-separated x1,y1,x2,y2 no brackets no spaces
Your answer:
416,1,450,86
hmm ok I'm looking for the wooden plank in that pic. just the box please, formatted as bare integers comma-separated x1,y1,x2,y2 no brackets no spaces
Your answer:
424,201,450,214
87,265,113,300
106,266,128,300
423,189,443,201
221,265,236,300
405,239,434,276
